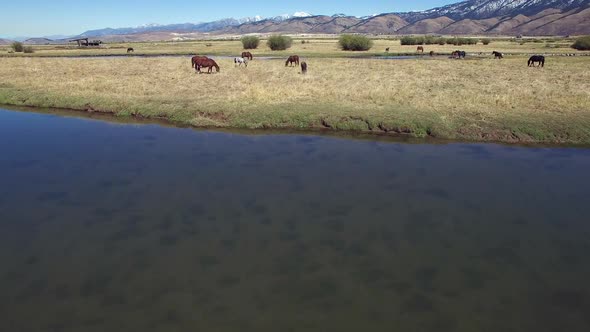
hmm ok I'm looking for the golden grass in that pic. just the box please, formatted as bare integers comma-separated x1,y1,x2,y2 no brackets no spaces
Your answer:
1,55,589,143
1,38,586,58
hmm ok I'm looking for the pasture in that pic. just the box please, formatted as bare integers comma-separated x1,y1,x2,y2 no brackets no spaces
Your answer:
1,37,589,144
1,36,586,58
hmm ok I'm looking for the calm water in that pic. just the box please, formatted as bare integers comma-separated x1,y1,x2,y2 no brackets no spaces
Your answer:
1,108,589,332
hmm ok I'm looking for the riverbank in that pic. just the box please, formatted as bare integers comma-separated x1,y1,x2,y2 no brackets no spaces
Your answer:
1,56,589,144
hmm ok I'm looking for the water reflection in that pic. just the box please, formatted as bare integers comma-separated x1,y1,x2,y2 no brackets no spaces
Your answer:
1,108,589,331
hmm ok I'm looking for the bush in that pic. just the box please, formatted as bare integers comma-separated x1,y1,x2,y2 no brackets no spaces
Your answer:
267,35,292,51
339,34,373,51
23,46,34,53
11,41,24,52
241,36,260,49
301,40,306,44
571,35,590,50
481,38,491,45
446,37,478,46
401,36,447,46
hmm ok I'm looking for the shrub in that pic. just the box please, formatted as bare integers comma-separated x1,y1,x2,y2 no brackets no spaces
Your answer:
571,35,590,50
481,38,491,45
241,36,260,49
446,37,478,46
23,46,34,53
267,35,292,51
11,41,24,52
400,36,416,45
338,34,373,51
301,40,306,44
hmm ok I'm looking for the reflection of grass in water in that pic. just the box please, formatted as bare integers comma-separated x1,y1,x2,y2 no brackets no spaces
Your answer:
100,293,127,307
18,279,48,300
461,267,494,290
402,293,436,313
159,234,179,246
323,219,345,233
81,274,112,297
279,231,300,242
220,238,237,250
414,267,439,292
297,276,340,302
217,275,241,287
199,255,220,269
25,256,39,265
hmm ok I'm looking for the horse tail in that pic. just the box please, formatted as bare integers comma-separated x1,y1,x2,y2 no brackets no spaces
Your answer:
191,58,195,68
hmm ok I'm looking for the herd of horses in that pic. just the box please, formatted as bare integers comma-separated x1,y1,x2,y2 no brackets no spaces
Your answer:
190,52,308,74
410,46,545,66
186,47,546,74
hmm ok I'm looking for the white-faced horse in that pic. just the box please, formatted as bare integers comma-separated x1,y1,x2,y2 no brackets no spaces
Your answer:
234,57,248,67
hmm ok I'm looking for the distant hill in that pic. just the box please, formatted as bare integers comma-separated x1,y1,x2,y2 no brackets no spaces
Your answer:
222,0,590,35
14,1,590,42
0,38,14,45
23,38,56,45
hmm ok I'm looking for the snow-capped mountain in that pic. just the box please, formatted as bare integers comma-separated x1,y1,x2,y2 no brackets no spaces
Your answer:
77,13,305,37
399,0,590,22
30,1,590,40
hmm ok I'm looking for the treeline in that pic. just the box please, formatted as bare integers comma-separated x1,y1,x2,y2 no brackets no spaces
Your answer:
400,36,489,46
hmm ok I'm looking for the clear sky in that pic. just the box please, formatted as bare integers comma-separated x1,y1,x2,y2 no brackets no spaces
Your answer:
1,0,456,38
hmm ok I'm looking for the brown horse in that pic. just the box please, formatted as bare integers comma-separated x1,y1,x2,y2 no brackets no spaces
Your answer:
127,47,134,53
192,56,219,73
301,61,307,74
241,51,253,60
429,50,434,56
198,58,220,73
417,46,424,53
191,55,209,70
286,55,299,67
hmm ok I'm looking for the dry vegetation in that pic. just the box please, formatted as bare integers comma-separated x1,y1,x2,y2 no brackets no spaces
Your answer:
1,37,587,58
1,52,589,143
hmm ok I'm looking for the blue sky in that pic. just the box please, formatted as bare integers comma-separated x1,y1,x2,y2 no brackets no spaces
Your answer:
1,0,455,38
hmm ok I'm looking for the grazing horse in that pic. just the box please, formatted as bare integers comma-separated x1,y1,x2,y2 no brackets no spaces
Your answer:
127,47,134,53
191,55,209,71
417,46,424,53
241,51,253,60
285,55,300,67
385,47,390,52
452,50,466,59
234,57,248,67
528,55,545,67
429,50,434,56
492,51,503,59
197,58,220,73
301,61,307,74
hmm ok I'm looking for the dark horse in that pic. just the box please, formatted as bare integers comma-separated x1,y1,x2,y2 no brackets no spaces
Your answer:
452,50,466,59
301,61,307,74
492,51,503,59
127,47,134,53
241,51,253,60
528,55,545,67
285,55,300,67
417,46,424,53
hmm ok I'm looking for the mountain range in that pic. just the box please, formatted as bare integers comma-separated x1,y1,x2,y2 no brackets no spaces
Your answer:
3,1,590,44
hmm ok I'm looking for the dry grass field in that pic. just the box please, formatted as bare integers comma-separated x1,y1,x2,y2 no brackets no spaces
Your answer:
1,51,589,143
0,37,586,58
